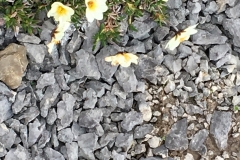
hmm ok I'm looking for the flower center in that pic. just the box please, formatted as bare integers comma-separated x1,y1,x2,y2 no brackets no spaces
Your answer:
87,0,97,11
179,36,187,42
57,6,67,15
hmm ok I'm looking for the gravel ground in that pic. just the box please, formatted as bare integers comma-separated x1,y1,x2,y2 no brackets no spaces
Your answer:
0,0,240,160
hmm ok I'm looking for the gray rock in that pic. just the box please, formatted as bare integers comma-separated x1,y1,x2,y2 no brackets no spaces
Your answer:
98,91,118,108
83,88,97,109
210,111,232,150
115,67,138,93
164,80,176,94
38,130,51,148
189,129,209,152
184,104,203,115
0,123,8,136
209,44,231,61
165,118,188,150
125,39,146,53
0,141,7,157
163,54,182,73
85,81,110,97
78,109,103,128
66,142,78,160
153,26,169,43
5,144,30,160
138,101,152,121
204,1,218,14
47,108,57,125
117,95,134,111
110,112,126,122
78,133,98,150
192,29,227,45
36,72,56,89
28,119,44,147
140,157,164,160
121,111,143,132
99,132,118,147
134,144,146,155
57,93,76,130
51,126,59,148
111,82,128,99
24,43,46,63
232,96,240,106
12,90,26,114
67,30,82,53
223,18,240,47
225,3,240,19
79,147,95,160
134,124,154,139
54,67,70,90
115,133,133,151
128,21,153,40
96,46,119,81
0,129,16,149
75,49,101,80
0,82,15,98
26,69,41,81
44,147,64,160
58,128,73,143
19,125,28,148
112,150,126,160
167,0,182,9
152,145,168,158
17,33,41,44
0,95,12,123
95,146,111,160
40,84,61,117
81,21,100,54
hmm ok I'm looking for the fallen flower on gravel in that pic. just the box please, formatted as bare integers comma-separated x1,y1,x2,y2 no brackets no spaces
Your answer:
85,0,108,22
47,21,71,53
165,24,198,51
47,2,74,23
105,53,138,67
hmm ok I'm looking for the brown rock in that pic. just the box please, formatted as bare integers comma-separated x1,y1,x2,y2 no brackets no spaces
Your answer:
0,43,28,89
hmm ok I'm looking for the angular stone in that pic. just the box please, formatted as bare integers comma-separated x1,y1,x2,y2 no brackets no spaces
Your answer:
24,43,46,64
0,128,16,149
83,88,97,109
67,30,82,53
44,147,64,160
38,130,51,148
115,67,138,93
75,49,101,80
78,109,103,128
128,21,153,40
96,46,119,81
164,80,176,94
78,133,98,150
204,1,218,14
12,90,26,114
225,3,240,19
85,80,110,97
0,95,12,123
184,104,203,115
40,84,61,117
167,0,182,9
125,39,146,53
134,124,154,139
152,145,168,158
98,91,118,108
153,26,169,43
95,146,111,160
223,18,240,47
138,101,152,121
192,29,227,45
57,93,76,130
210,111,232,150
17,33,41,44
115,133,134,151
66,142,78,160
99,132,118,147
58,128,73,143
28,119,44,147
0,43,28,89
4,144,30,160
121,111,143,132
189,129,209,152
36,72,56,89
209,44,231,61
165,118,188,150
54,66,70,90
0,82,15,98
111,82,128,99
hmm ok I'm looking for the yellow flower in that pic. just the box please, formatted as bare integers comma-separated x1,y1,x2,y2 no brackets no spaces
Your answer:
165,24,198,51
105,53,138,67
47,21,70,54
85,0,108,22
47,2,74,23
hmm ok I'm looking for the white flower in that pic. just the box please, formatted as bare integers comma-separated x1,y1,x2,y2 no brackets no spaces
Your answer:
105,53,138,67
47,2,74,23
85,0,108,22
47,21,70,54
165,24,198,51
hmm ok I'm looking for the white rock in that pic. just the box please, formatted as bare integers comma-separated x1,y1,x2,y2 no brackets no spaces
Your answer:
147,136,161,148
184,153,194,160
138,102,152,121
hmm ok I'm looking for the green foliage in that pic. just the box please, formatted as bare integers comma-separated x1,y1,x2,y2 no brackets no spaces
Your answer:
234,106,239,112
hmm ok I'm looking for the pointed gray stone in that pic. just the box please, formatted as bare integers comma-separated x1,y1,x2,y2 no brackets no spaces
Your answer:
78,109,103,128
189,129,209,152
121,111,143,132
44,147,64,160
